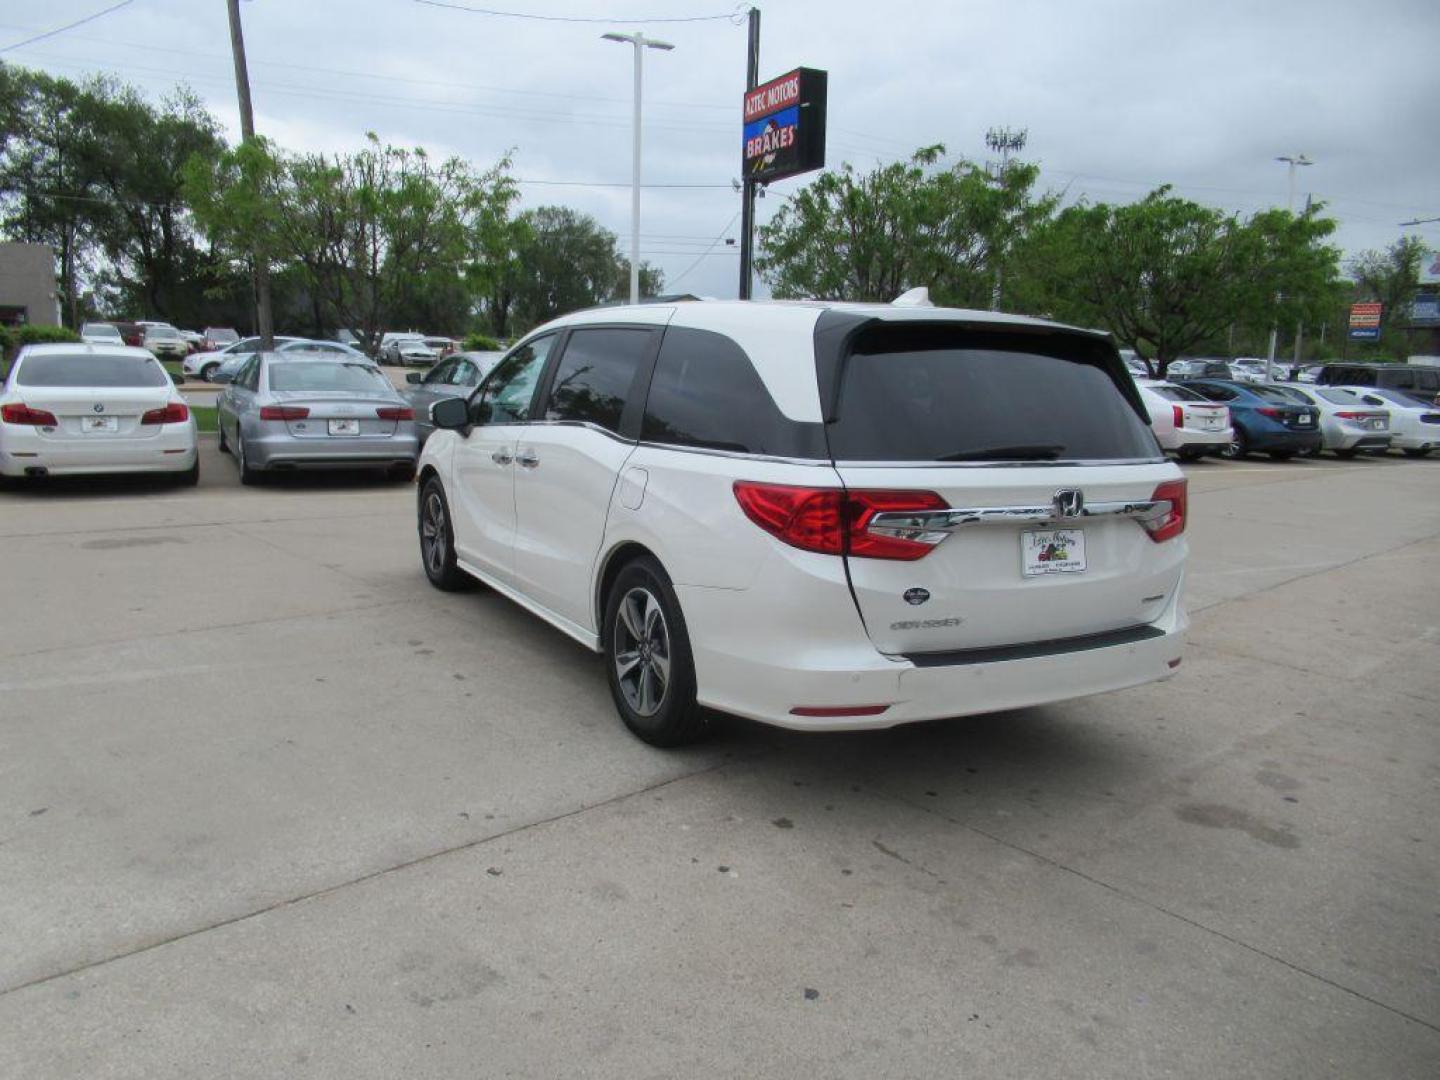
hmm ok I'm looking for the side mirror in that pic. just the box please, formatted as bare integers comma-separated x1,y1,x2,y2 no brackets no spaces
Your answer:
431,396,472,431
211,370,234,384
406,371,423,384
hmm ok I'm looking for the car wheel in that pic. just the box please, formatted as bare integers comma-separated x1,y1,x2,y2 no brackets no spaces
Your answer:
418,478,470,591
604,557,706,747
1221,428,1248,459
236,428,261,485
216,415,229,454
1402,448,1431,458
201,363,219,381
177,459,200,486
1334,448,1358,459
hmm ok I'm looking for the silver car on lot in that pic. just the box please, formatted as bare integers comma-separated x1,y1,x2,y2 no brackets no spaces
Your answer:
1262,384,1391,457
403,351,502,444
214,353,419,483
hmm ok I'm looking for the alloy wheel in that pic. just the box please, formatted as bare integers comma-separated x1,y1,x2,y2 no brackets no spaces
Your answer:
613,587,671,717
421,491,447,577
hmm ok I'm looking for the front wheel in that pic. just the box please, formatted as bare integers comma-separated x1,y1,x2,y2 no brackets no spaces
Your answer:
418,478,470,591
604,557,706,747
201,363,219,382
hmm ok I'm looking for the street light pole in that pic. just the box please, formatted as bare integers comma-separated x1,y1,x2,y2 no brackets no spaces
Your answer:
1268,153,1313,380
603,31,674,306
226,0,273,347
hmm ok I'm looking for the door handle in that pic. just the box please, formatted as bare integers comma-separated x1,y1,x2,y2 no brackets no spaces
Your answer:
515,450,540,469
491,449,513,465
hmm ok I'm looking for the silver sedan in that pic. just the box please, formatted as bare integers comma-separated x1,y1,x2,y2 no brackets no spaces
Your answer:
403,351,502,444
214,353,419,484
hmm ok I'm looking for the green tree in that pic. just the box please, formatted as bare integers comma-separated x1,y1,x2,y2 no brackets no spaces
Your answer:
756,144,1055,307
1009,188,1341,376
491,206,662,336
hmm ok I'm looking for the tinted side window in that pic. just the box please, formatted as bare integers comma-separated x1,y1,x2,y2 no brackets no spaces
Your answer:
642,327,826,457
542,328,652,434
1188,384,1238,402
236,356,260,390
476,335,555,424
424,359,457,385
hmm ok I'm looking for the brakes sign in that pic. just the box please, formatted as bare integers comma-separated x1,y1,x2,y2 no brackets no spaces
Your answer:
742,68,827,184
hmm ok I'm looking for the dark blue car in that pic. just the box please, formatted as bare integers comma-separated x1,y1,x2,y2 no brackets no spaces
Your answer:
1177,380,1324,460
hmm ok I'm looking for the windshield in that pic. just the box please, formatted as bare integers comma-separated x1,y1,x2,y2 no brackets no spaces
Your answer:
828,325,1156,462
1148,384,1207,402
1249,385,1304,404
1317,388,1363,406
147,327,181,339
207,328,239,343
1261,386,1312,404
268,362,390,393
17,352,169,388
82,324,123,339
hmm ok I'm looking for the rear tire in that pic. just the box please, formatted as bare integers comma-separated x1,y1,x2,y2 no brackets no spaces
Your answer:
177,460,199,487
1334,448,1358,459
236,428,261,485
418,478,470,591
216,416,229,454
1402,447,1432,458
1221,428,1249,460
603,557,706,747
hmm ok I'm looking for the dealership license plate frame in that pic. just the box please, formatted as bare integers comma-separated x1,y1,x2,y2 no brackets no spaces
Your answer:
1022,528,1087,577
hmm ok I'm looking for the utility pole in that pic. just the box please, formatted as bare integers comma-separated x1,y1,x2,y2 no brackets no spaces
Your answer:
603,31,674,305
226,0,273,347
737,7,760,300
986,127,1027,311
1292,192,1312,372
1268,153,1312,380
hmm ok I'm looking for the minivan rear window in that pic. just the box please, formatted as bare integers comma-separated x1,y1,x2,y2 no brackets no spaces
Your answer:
827,326,1157,462
16,352,169,388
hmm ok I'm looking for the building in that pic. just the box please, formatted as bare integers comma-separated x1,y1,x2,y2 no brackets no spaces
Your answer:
0,242,60,328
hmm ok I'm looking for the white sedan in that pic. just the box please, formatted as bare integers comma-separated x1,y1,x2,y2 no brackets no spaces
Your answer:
0,344,198,483
1136,380,1232,460
1335,387,1440,457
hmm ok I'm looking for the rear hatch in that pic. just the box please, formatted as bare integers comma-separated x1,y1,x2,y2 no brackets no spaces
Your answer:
822,322,1186,657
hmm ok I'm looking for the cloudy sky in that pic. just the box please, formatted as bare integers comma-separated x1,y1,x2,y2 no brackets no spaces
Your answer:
5,0,1437,300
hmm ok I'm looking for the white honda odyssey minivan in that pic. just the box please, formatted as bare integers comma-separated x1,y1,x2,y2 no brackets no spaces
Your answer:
415,300,1188,746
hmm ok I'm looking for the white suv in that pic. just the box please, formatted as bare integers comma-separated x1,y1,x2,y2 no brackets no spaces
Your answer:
415,301,1189,746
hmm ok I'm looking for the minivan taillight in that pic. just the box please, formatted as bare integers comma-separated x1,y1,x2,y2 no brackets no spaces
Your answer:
140,402,189,425
1141,479,1187,543
732,482,948,560
1,403,58,426
259,405,309,420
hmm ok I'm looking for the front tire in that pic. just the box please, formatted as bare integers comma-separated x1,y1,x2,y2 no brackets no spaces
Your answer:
418,478,469,591
201,363,219,382
603,557,706,747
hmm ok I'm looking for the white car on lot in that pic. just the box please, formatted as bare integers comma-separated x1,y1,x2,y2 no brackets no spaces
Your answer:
0,344,198,483
414,300,1189,746
381,334,439,366
1331,387,1440,457
1135,380,1232,460
183,335,304,380
1262,384,1392,457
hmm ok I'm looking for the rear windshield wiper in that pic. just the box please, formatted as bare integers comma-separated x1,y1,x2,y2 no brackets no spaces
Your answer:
937,444,1066,462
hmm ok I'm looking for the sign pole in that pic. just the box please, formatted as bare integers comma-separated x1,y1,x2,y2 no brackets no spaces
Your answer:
738,7,759,300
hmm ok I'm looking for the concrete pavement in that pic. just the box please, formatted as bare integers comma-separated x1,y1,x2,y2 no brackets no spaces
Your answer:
1,448,1437,1078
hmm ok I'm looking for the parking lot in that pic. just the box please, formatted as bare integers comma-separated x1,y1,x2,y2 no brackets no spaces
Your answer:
2,442,1437,1078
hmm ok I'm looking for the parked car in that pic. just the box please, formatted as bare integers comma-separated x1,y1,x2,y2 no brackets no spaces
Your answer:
381,334,438,366
422,336,458,358
1316,363,1440,406
1167,358,1232,380
1332,387,1440,457
202,327,240,351
414,300,1188,746
1135,381,1232,460
1177,380,1323,459
0,344,197,484
1229,359,1270,384
182,335,304,380
112,321,145,348
1295,364,1324,383
1261,384,1391,458
1119,349,1151,379
214,353,418,482
80,322,125,345
277,339,375,363
141,324,189,361
403,351,502,444
179,330,207,353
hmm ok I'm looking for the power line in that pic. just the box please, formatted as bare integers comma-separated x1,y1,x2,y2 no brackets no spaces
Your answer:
668,209,740,287
0,0,134,55
412,0,740,24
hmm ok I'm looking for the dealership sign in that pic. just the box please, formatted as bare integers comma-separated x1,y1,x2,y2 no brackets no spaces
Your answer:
742,67,827,184
1349,301,1382,340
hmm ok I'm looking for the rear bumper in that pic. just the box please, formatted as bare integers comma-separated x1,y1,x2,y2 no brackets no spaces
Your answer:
1247,425,1322,452
1173,425,1231,452
681,550,1188,732
1391,433,1439,451
1329,429,1391,451
0,426,197,477
248,430,419,469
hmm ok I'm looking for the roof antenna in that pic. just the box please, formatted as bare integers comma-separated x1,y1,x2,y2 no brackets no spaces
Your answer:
892,287,933,307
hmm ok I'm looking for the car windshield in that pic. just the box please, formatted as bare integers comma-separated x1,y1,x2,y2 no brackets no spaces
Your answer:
17,352,169,387
1368,388,1423,409
206,328,239,342
268,362,390,393
147,326,181,339
1148,383,1207,402
1249,386,1302,404
1263,386,1312,404
83,324,123,339
828,325,1156,462
1317,388,1364,406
